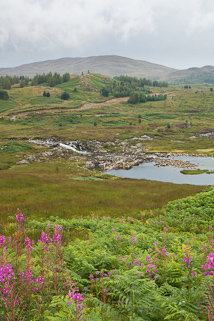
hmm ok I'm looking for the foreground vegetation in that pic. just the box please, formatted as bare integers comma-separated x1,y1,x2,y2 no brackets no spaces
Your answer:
1,188,214,320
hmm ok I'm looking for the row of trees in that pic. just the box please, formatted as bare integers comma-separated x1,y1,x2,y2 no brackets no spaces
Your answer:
0,75,30,90
101,75,168,99
128,92,167,104
31,72,70,87
101,81,151,98
101,85,137,98
113,75,169,88
0,72,71,90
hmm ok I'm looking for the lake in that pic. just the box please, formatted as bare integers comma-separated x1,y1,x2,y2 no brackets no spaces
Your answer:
106,156,214,185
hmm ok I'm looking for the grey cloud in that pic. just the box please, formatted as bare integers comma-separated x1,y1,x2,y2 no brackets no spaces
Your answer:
1,0,214,68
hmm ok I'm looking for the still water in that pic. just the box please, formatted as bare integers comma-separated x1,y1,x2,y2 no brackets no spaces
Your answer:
106,156,214,185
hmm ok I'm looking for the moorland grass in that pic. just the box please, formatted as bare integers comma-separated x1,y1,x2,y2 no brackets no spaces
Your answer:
0,159,205,230
181,169,214,175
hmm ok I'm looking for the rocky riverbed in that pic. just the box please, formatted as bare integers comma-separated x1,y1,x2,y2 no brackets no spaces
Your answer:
14,137,210,171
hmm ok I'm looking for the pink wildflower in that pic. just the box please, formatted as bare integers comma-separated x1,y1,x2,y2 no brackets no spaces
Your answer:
16,208,24,222
0,236,5,244
55,224,63,231
52,232,61,242
131,237,136,243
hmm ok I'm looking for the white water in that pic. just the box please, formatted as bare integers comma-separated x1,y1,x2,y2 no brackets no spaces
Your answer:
28,139,90,154
59,143,90,155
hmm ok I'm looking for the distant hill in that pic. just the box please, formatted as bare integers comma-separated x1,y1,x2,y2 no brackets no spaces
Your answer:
162,65,214,84
0,55,176,80
1,55,214,84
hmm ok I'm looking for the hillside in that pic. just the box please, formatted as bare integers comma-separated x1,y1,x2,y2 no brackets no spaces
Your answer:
0,55,176,79
2,55,214,83
162,65,214,84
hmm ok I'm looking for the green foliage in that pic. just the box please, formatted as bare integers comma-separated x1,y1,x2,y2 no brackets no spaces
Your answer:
128,93,167,104
101,75,155,99
101,87,109,97
181,169,214,175
0,89,9,100
62,72,70,82
0,141,33,153
43,90,50,97
114,75,168,87
31,71,70,87
2,188,214,319
2,76,11,90
61,92,70,100
54,114,80,126
24,187,214,320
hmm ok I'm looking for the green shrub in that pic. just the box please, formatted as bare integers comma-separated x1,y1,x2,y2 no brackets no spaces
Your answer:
0,89,9,100
61,92,70,100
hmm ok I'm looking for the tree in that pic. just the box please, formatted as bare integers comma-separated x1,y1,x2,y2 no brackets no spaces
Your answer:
101,87,109,97
43,90,47,97
20,80,25,88
61,92,70,100
128,92,139,104
2,77,11,90
12,76,19,85
46,92,50,97
62,72,70,82
139,92,147,103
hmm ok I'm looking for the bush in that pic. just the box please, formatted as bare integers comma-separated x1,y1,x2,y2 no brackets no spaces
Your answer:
61,92,70,100
0,89,9,100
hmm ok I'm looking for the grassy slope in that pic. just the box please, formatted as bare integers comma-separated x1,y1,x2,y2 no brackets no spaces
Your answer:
1,79,214,154
162,65,214,84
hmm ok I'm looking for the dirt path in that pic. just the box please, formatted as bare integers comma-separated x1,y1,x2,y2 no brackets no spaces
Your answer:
8,91,173,118
9,97,129,118
78,97,128,110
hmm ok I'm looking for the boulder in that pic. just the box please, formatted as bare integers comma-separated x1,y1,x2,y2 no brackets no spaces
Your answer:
85,161,95,169
16,160,30,165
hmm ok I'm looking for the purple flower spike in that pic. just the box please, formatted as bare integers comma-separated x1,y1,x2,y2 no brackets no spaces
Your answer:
16,208,24,222
131,237,136,243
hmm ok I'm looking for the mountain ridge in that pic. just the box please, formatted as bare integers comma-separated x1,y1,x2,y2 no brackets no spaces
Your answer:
1,55,214,84
0,55,177,79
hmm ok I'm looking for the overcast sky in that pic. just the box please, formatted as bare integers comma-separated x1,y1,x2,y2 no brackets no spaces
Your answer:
1,0,214,70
